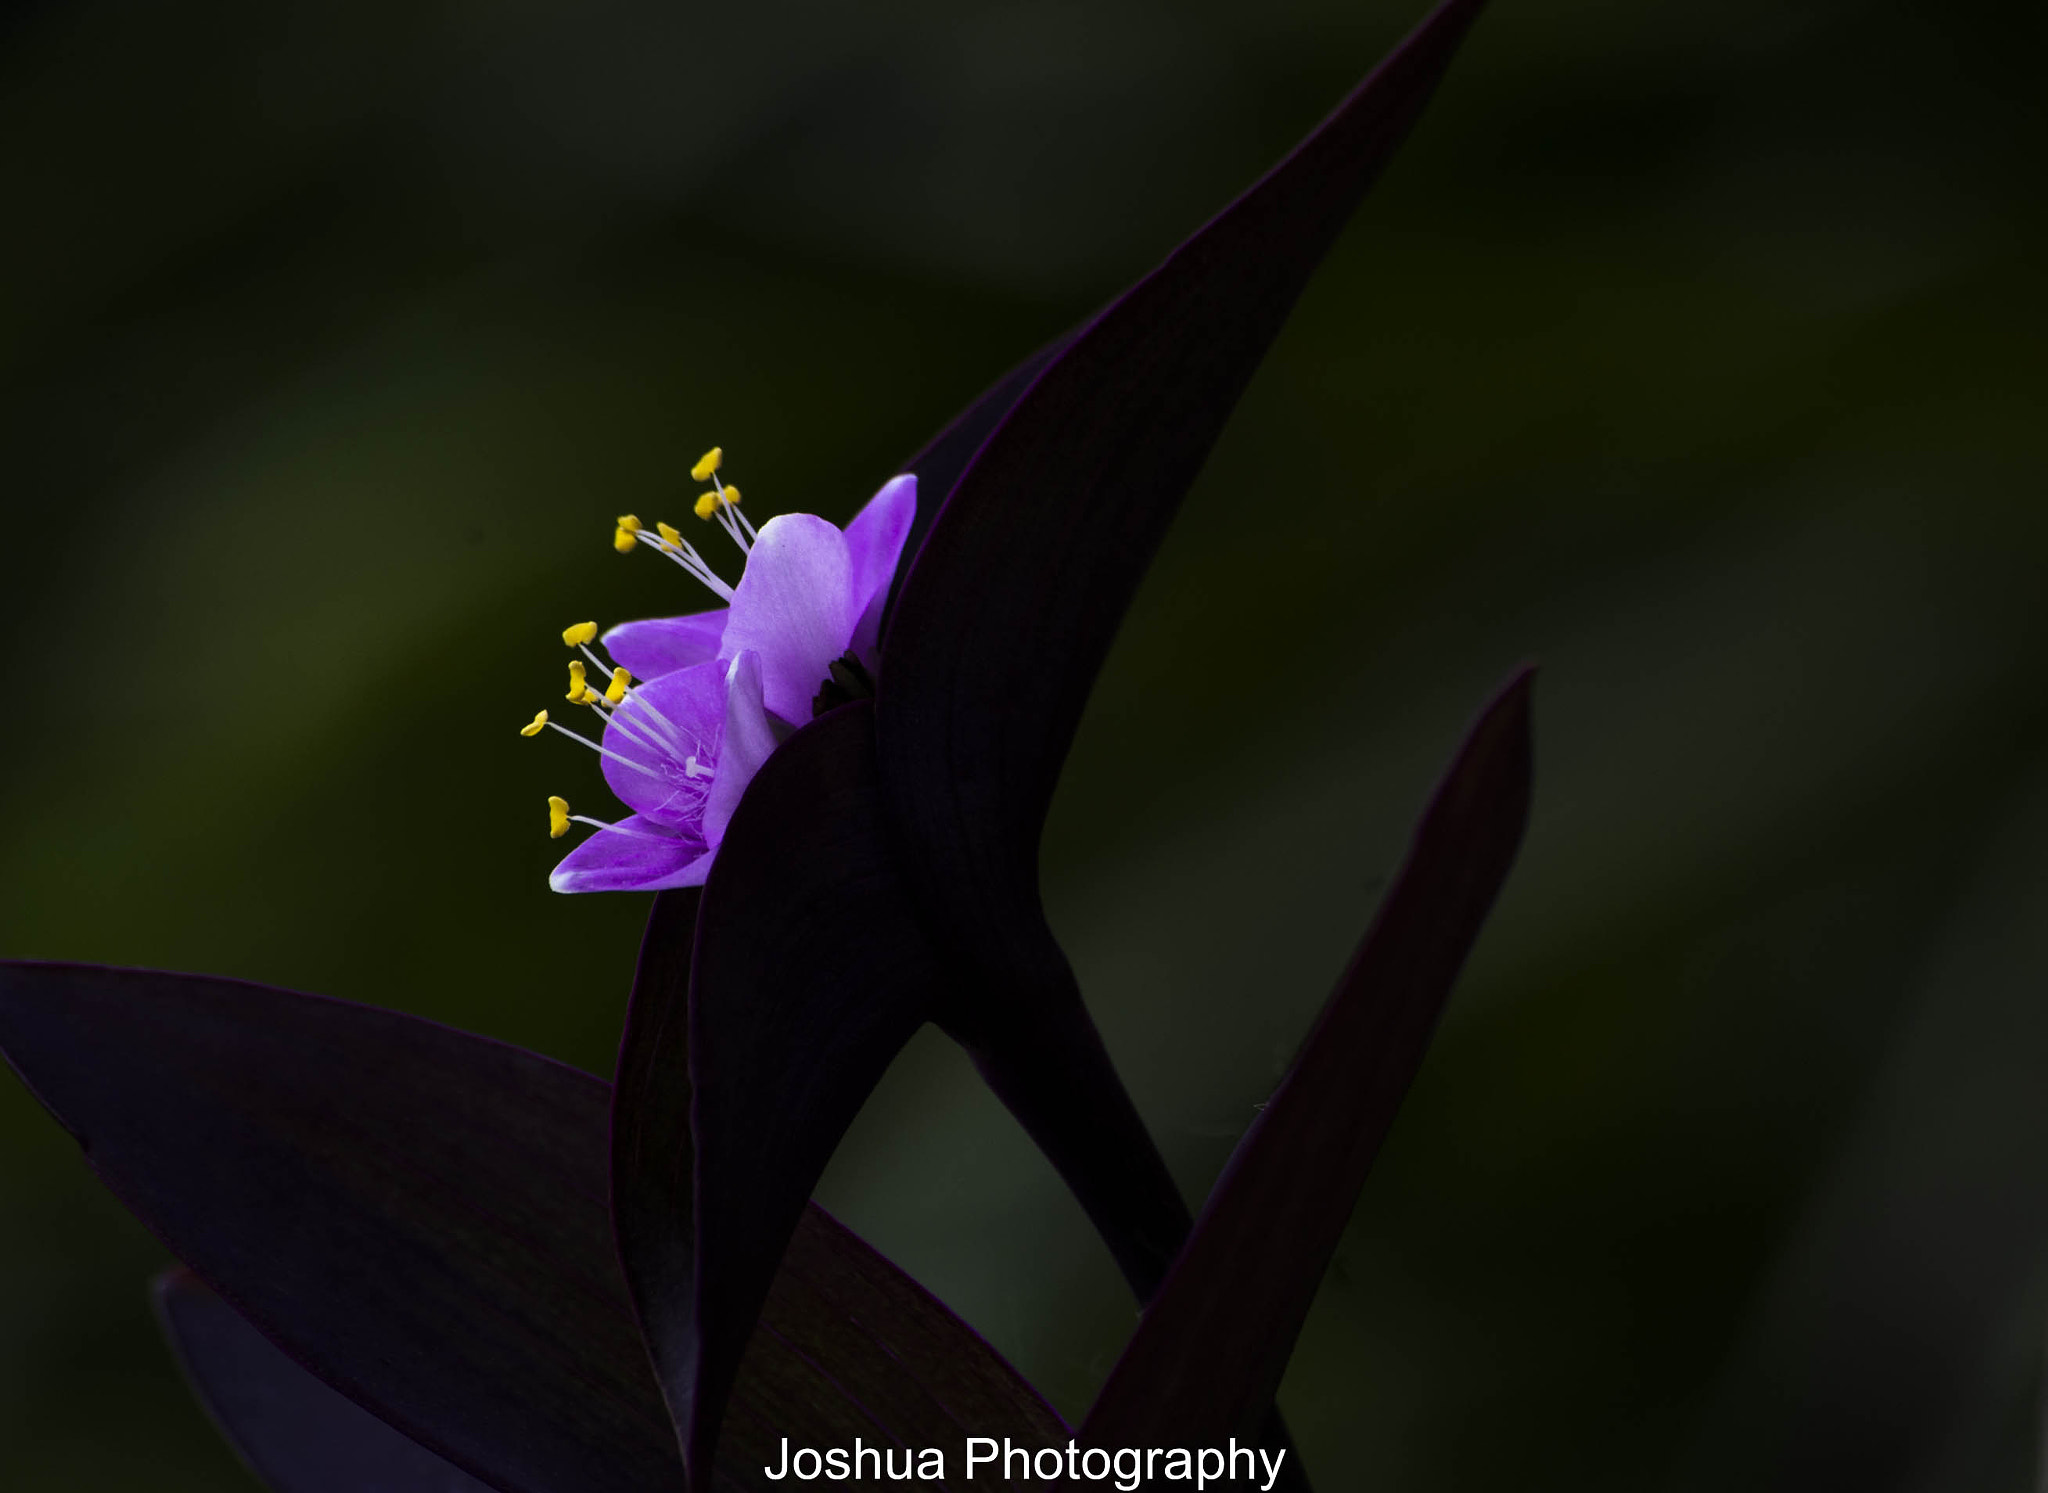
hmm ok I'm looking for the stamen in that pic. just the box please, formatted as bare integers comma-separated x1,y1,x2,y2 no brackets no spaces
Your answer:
562,621,599,647
520,710,550,737
548,796,571,839
542,719,662,778
584,695,668,759
566,661,590,702
568,813,672,840
696,487,750,554
614,447,750,598
709,472,756,547
606,666,631,705
635,528,736,601
610,687,691,758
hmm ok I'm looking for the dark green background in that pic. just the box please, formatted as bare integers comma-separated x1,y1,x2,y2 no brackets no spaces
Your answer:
2,0,2043,1488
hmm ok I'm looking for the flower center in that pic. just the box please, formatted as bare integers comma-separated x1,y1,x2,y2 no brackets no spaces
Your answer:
523,619,718,841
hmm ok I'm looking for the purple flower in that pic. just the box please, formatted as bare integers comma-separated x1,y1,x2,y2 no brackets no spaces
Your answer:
0,10,1521,1491
602,460,917,706
527,458,918,892
541,653,778,892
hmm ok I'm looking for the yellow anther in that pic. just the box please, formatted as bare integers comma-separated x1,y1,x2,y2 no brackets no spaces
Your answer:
520,710,549,737
690,446,723,482
656,521,683,547
566,661,589,702
613,525,638,553
694,491,719,521
616,514,642,532
606,666,630,705
562,621,598,647
548,796,570,839
721,484,741,508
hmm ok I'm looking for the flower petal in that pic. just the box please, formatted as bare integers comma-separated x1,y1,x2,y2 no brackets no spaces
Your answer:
840,474,917,664
598,658,726,827
703,651,775,846
1081,672,1534,1448
601,610,727,681
718,513,855,721
550,814,712,893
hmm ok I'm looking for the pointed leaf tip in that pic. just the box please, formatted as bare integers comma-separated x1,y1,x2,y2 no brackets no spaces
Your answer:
868,7,1493,1476
879,0,1495,934
1083,666,1534,1447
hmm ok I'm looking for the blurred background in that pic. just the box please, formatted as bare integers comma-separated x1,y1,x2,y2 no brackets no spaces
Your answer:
2,0,2044,1487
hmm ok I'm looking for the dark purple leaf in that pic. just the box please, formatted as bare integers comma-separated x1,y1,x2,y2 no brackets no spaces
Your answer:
0,962,677,1493
879,0,1491,926
872,0,1490,1315
3,962,1070,1493
608,883,702,1451
880,331,1074,641
933,958,1194,1300
612,703,951,1485
1081,669,1535,1448
726,1207,1069,1490
155,1267,495,1493
161,1213,1070,1493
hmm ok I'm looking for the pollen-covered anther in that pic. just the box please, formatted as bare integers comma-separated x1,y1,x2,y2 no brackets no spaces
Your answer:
696,454,756,547
562,620,599,647
520,710,550,737
548,796,571,839
690,446,723,482
566,661,589,702
605,666,631,704
615,497,737,599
